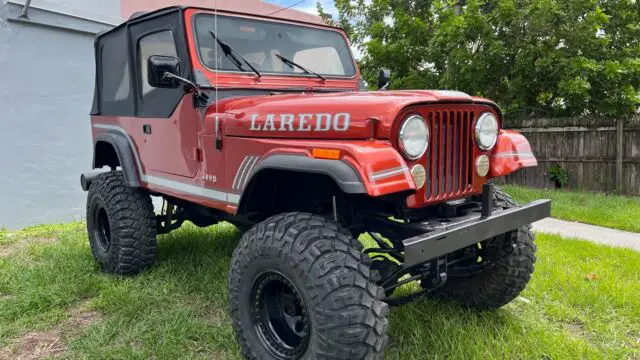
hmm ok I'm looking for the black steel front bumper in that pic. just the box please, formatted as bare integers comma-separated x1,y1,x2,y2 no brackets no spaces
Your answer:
403,198,551,268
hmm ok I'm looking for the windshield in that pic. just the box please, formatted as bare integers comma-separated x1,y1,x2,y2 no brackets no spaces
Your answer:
194,14,356,78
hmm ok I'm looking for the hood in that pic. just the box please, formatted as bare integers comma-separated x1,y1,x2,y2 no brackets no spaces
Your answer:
219,90,497,139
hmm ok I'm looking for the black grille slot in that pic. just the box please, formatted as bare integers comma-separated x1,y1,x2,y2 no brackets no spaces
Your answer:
425,110,475,200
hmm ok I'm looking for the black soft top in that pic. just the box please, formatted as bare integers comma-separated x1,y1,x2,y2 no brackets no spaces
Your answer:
96,5,341,41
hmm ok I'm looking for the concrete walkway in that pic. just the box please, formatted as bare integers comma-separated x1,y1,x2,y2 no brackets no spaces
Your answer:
532,218,640,251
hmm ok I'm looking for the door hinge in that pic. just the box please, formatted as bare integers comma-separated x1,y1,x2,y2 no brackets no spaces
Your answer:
187,148,203,162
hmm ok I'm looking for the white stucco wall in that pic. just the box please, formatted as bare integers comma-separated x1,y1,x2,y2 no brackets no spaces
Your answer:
7,0,121,25
0,1,120,229
0,0,319,229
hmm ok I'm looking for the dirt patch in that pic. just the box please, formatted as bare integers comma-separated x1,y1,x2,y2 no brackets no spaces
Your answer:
0,332,66,360
0,300,101,360
565,321,586,337
130,340,144,352
627,329,640,350
562,319,602,347
0,237,57,258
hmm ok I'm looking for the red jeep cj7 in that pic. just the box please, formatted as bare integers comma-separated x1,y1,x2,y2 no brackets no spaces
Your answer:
81,6,550,359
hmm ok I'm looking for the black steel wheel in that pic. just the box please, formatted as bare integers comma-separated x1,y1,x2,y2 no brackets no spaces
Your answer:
92,205,112,252
86,171,156,276
229,212,388,360
251,271,310,359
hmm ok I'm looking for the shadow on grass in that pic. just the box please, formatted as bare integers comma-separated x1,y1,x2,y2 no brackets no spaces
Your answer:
151,224,524,359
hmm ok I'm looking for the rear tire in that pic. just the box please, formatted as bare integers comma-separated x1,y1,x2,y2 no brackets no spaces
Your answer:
86,171,157,276
229,212,389,359
428,187,537,310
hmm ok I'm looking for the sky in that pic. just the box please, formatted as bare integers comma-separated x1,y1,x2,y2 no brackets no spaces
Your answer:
263,0,338,18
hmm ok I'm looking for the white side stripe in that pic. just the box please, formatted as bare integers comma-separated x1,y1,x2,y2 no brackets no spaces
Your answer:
234,156,254,190
370,166,408,181
93,123,241,205
238,156,260,190
232,156,252,190
493,152,536,159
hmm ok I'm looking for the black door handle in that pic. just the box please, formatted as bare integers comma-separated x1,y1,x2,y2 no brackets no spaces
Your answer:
143,124,152,134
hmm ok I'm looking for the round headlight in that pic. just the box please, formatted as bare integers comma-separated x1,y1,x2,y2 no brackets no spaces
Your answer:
398,115,429,160
475,113,499,150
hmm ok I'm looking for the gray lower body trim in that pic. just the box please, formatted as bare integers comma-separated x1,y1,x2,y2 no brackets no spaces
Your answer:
142,175,239,204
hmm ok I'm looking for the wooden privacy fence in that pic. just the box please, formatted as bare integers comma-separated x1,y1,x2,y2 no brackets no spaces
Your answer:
497,115,640,196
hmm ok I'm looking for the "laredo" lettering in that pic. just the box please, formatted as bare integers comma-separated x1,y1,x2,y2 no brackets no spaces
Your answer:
249,113,350,132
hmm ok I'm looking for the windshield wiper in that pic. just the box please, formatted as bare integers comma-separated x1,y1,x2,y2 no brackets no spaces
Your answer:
275,53,326,82
208,30,261,80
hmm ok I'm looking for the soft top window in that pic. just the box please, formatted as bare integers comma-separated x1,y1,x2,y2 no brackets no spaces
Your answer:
139,30,178,96
194,14,356,77
98,28,134,116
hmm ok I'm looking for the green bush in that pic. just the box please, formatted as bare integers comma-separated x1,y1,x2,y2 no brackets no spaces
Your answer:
321,0,640,118
548,164,569,188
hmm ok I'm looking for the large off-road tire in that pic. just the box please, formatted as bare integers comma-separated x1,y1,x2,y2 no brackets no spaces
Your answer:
229,213,389,360
86,171,157,276
429,186,537,310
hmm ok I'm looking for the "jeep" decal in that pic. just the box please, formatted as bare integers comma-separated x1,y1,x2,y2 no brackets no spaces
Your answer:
249,113,350,132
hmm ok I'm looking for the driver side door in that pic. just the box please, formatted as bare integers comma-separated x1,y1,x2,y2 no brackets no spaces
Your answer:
130,13,199,178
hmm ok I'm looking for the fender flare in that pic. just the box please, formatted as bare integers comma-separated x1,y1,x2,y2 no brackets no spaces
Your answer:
244,154,367,195
93,132,141,187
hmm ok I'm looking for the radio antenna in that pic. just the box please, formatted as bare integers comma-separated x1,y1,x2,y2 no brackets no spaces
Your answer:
214,0,218,112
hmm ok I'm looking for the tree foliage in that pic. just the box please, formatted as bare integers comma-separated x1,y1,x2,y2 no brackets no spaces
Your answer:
319,0,640,118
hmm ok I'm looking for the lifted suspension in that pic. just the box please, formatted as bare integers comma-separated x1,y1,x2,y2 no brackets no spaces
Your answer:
156,200,185,235
364,225,520,306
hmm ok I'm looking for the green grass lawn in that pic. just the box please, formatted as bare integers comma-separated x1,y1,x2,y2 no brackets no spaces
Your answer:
503,185,640,233
1,222,639,359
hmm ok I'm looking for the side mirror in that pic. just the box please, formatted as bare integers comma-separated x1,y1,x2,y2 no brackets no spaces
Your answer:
377,68,391,90
148,55,181,88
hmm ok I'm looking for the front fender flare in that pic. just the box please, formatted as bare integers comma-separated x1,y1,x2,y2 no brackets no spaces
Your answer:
239,141,417,203
245,154,367,194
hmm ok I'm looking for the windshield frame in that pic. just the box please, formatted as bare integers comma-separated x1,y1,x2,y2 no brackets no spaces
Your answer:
191,12,358,80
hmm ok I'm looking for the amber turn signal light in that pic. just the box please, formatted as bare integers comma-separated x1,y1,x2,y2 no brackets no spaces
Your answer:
312,148,341,160
476,155,490,177
410,164,426,189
